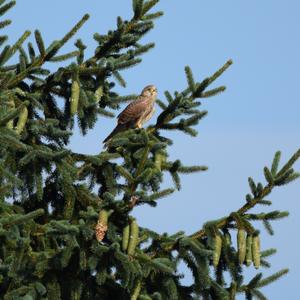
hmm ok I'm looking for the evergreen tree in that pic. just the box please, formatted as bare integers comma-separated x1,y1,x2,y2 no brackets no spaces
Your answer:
0,1,299,299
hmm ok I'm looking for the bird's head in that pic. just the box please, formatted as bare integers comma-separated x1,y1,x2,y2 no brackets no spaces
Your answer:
141,85,157,97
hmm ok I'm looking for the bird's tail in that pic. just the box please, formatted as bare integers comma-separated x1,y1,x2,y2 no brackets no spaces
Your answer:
103,123,127,144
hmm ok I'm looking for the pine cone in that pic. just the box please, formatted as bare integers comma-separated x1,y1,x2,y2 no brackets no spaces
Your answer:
95,221,108,242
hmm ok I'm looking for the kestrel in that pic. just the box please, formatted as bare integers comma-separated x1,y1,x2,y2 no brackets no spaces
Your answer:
103,85,157,143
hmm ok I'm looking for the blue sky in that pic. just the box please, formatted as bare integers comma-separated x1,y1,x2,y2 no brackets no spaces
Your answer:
6,0,300,298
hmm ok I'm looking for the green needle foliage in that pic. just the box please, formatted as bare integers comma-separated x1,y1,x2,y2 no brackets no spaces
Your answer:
0,1,299,299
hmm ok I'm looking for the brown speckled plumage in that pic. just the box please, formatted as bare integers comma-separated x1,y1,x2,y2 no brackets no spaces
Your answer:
103,85,157,143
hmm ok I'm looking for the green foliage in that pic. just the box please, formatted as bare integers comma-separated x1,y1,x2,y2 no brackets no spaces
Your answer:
0,0,298,299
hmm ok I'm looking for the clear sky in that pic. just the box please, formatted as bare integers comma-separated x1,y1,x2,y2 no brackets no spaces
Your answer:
6,0,300,298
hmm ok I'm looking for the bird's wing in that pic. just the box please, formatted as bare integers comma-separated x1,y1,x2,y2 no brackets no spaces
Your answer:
117,97,148,125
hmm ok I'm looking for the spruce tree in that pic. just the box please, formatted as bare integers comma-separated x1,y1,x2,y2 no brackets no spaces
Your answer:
0,1,299,299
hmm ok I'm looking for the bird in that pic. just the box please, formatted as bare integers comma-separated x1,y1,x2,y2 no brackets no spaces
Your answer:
103,85,157,143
